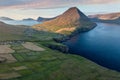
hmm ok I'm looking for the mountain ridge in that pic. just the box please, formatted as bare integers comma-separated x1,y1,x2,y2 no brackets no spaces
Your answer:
89,12,120,20
89,12,120,24
0,17,14,21
37,17,56,22
33,7,96,35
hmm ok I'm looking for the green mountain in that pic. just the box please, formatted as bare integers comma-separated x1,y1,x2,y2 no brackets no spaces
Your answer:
33,7,96,35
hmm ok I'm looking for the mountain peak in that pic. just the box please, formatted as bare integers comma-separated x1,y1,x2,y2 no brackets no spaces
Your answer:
64,7,80,13
68,7,79,11
33,7,96,35
61,7,89,21
62,7,80,15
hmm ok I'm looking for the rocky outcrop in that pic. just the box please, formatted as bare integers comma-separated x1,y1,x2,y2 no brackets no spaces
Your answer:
44,42,69,53
0,57,6,63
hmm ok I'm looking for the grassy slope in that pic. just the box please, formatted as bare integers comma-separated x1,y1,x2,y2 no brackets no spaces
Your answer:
0,24,120,80
0,40,120,80
0,22,27,41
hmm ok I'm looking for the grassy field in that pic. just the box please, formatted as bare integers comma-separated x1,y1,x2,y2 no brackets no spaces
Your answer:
0,41,120,80
1,22,120,80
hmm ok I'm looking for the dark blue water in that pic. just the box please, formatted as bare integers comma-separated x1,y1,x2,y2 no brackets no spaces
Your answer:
64,22,120,71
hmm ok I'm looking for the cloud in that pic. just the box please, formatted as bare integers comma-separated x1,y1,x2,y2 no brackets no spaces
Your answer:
0,0,119,9
82,0,120,4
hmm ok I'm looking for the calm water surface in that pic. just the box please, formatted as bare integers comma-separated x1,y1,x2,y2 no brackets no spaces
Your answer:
0,20,40,26
64,22,120,71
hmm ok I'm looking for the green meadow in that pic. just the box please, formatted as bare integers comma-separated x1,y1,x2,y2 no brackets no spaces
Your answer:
0,40,120,80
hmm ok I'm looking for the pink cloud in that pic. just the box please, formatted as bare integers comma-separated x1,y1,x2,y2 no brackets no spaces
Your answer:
0,0,119,9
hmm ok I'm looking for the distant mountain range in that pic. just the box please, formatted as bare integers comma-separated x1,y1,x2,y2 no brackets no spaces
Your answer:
37,17,56,22
0,16,54,22
0,17,40,26
22,18,35,21
33,7,96,35
89,12,120,24
0,17,14,21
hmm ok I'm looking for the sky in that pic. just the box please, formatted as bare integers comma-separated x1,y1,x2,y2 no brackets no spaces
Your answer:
0,0,120,20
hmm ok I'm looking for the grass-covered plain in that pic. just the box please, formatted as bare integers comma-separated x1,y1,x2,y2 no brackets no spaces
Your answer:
0,41,120,80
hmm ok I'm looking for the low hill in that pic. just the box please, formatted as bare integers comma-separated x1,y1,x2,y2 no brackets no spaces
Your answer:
0,17,14,21
22,18,35,21
89,12,120,24
37,17,56,22
89,12,120,20
0,21,27,41
33,7,96,35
